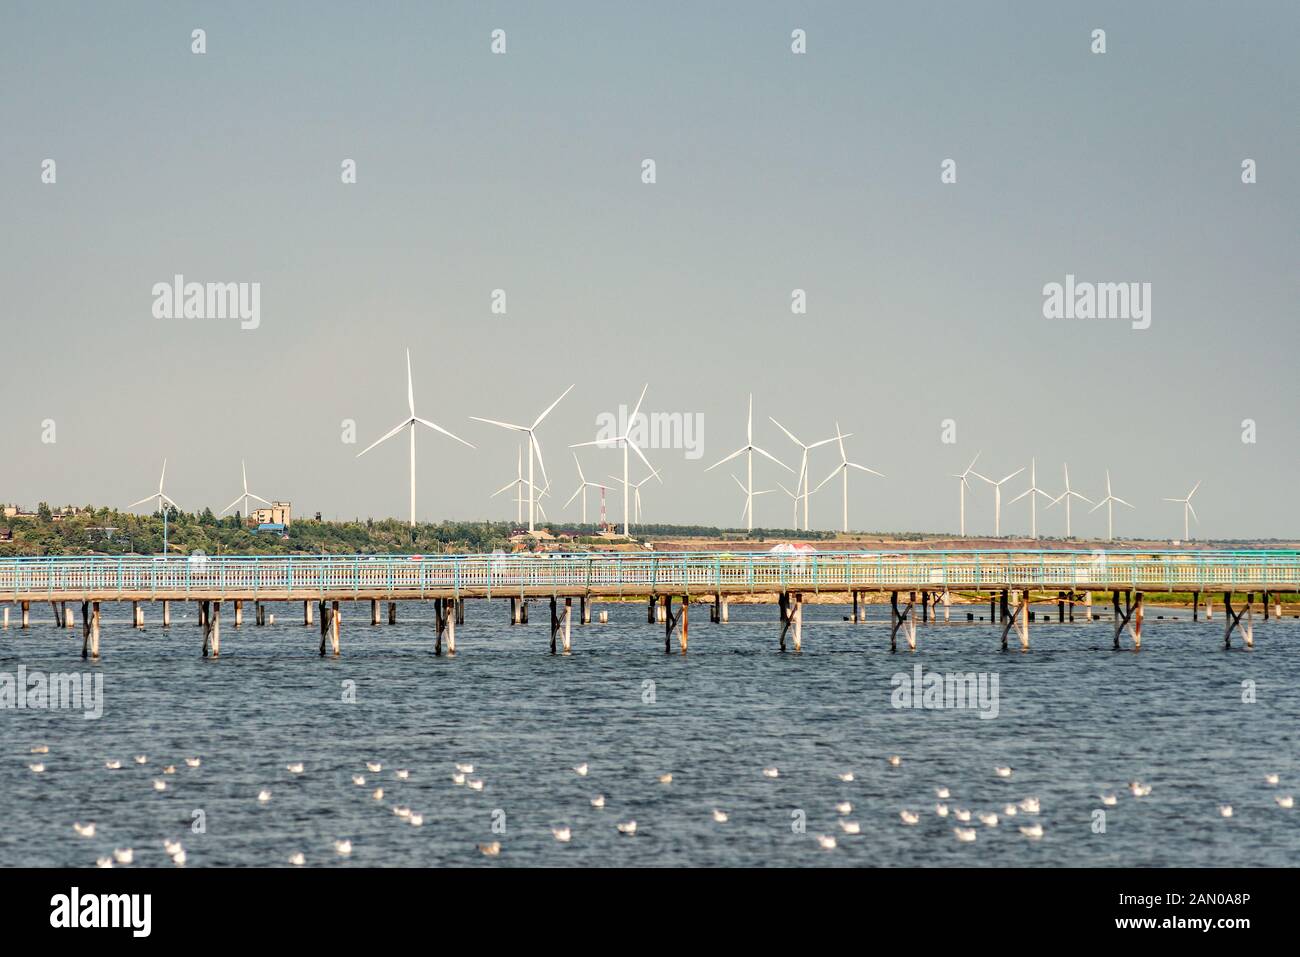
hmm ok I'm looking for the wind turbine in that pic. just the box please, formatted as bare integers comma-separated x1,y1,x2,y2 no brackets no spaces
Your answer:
608,470,660,529
571,384,658,537
706,396,792,532
1008,458,1054,539
951,452,982,537
973,465,1025,537
470,384,574,534
1045,463,1092,538
769,418,842,531
776,481,801,528
564,454,609,524
488,444,527,524
813,422,883,534
356,348,475,529
220,460,271,521
730,473,776,528
1089,469,1134,541
1163,481,1201,541
127,459,180,555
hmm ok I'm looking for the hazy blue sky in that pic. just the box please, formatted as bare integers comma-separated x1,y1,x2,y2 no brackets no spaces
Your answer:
2,2,1296,538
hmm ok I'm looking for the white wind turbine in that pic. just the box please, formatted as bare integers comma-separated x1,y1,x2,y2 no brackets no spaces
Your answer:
470,384,574,534
1089,469,1134,541
608,470,660,529
1163,481,1201,541
813,423,883,534
973,465,1025,537
571,384,658,537
730,473,776,528
768,418,841,531
1007,458,1054,539
564,454,609,524
488,444,527,524
356,348,475,529
776,481,801,529
1045,463,1092,538
951,452,982,537
127,459,181,555
706,396,792,532
219,460,271,520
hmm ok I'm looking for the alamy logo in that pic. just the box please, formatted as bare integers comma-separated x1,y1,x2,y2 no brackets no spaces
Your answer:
0,666,103,719
595,405,704,460
890,664,999,719
1042,273,1150,330
50,887,151,937
152,274,261,330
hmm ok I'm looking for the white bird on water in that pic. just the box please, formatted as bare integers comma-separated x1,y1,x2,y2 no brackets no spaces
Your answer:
762,767,780,779
616,821,637,835
185,757,201,768
29,763,45,774
1265,773,1280,786
152,779,167,792
552,826,572,843
591,794,606,808
395,769,410,781
1276,795,1294,809
816,834,837,850
467,778,484,792
134,755,148,765
887,755,902,767
1019,797,1042,814
1100,792,1118,806
393,806,411,819
164,839,183,856
978,812,999,827
408,813,424,827
1019,823,1044,840
287,762,305,775
257,789,272,803
478,841,501,856
1002,804,1018,817
367,761,382,773
953,808,972,823
372,788,385,800
900,810,920,826
935,803,950,817
712,809,728,823
73,822,96,838
994,766,1013,778
657,773,673,785
953,827,977,843
572,763,588,777
838,771,855,783
289,852,306,866
935,786,950,799
334,839,353,856
171,848,187,866
163,765,176,775
113,848,134,864
1218,805,1233,818
834,801,853,815
352,774,366,786
838,820,861,835
105,760,122,770
456,762,475,774
96,857,113,868
1128,782,1152,798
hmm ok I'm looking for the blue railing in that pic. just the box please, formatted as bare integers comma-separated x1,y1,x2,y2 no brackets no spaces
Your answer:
0,550,1297,599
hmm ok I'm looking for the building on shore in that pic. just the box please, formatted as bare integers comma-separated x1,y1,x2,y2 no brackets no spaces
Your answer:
252,502,292,527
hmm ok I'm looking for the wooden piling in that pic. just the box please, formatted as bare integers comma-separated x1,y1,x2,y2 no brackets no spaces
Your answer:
234,599,243,628
256,601,265,626
21,601,29,630
161,600,170,627
580,595,590,625
563,597,572,654
318,601,329,655
371,599,380,626
792,593,802,652
388,601,397,625
445,598,457,654
209,601,222,658
549,597,559,655
304,600,313,626
330,601,341,656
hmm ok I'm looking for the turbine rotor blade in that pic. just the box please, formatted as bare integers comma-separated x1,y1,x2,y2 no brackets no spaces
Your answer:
356,419,411,458
705,446,746,472
751,445,793,472
532,384,575,429
469,416,528,432
415,417,476,448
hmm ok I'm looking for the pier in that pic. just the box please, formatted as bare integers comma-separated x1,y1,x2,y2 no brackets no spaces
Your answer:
1,549,1295,658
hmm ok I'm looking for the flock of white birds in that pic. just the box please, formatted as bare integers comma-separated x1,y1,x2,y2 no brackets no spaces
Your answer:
21,743,1296,865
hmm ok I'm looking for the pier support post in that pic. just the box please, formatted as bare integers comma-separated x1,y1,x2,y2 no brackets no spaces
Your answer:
921,590,929,623
1001,592,1027,651
549,597,560,655
792,593,802,652
1084,590,1093,621
1223,592,1253,649
162,600,170,628
999,590,1009,626
1112,592,1139,650
1058,592,1065,623
1263,591,1270,621
1129,592,1143,649
2,607,7,630
520,601,528,624
51,602,62,628
1205,595,1213,620
388,601,397,625
304,601,313,626
256,602,266,626
233,599,243,628
580,595,590,625
662,595,687,654
371,599,380,626
889,591,915,653
720,598,729,623
1193,591,1200,622
778,593,791,652
710,594,719,623
647,596,656,624
852,591,860,624
942,591,951,623
456,598,465,625
989,594,996,623
445,598,457,654
132,601,143,628
434,600,447,656
330,601,340,656
318,601,329,656
562,597,572,653
21,601,29,630
510,597,519,625
206,601,221,658
80,602,91,658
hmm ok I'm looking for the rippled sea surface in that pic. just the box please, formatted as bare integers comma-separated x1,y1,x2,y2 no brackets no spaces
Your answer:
2,599,1297,867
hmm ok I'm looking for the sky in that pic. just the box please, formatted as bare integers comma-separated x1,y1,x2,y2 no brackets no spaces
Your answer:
1,1,1296,539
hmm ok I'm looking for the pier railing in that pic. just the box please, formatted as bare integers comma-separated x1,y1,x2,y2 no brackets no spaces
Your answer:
1,550,1298,600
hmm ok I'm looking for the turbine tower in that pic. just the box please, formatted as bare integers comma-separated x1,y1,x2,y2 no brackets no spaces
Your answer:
571,384,658,537
769,417,841,531
1045,463,1092,538
813,422,883,534
488,444,527,524
1163,481,1201,541
1008,458,1054,539
470,384,575,533
706,395,791,532
356,348,475,529
564,453,609,524
127,459,180,555
1089,469,1134,541
219,460,271,521
951,452,982,537
973,465,1024,537
608,470,660,530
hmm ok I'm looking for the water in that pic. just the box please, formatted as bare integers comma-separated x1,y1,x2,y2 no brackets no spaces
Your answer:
2,600,1297,867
